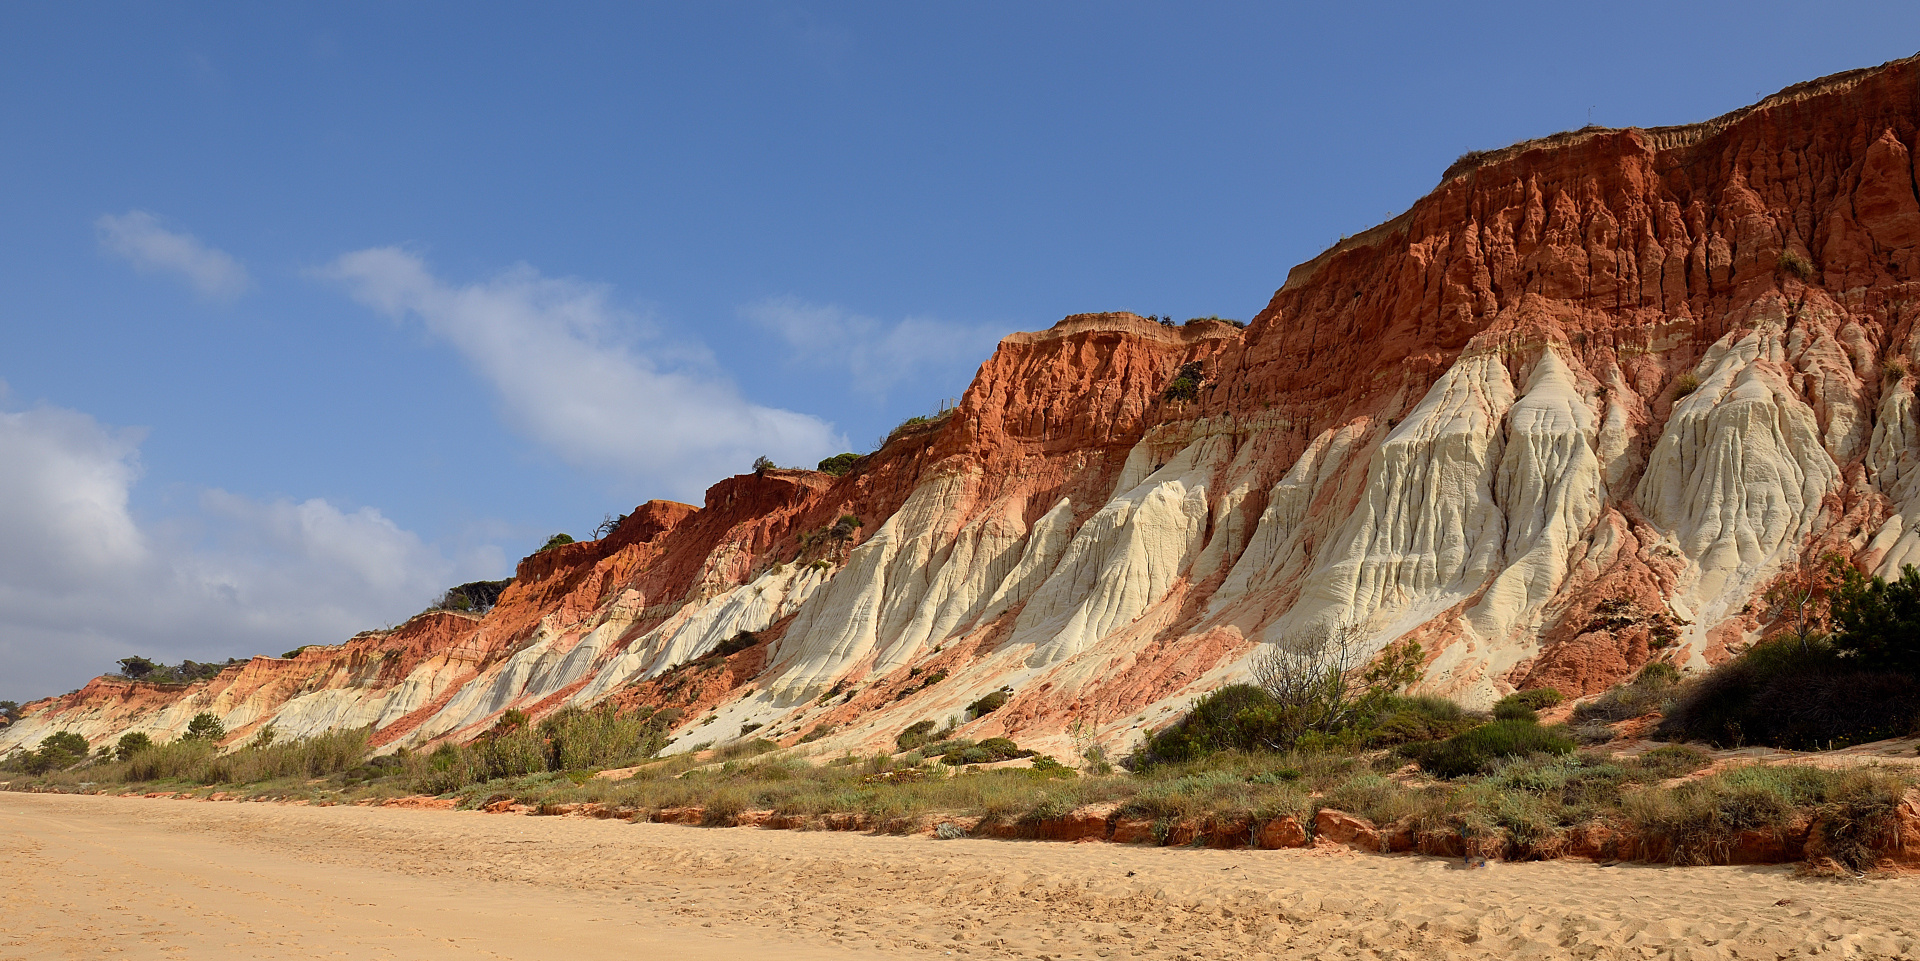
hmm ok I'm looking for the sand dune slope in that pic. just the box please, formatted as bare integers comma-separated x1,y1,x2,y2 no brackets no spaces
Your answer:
3,793,1917,960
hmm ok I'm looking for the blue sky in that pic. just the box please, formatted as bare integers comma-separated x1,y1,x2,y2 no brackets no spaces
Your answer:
3,2,1917,702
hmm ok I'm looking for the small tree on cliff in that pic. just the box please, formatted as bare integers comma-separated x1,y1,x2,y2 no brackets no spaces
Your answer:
184,712,225,742
592,512,628,539
0,700,17,723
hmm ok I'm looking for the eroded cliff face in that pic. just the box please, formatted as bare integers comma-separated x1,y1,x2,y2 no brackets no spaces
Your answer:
13,54,1920,762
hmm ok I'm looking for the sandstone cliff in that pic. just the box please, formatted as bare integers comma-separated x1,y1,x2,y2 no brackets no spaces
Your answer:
11,54,1920,762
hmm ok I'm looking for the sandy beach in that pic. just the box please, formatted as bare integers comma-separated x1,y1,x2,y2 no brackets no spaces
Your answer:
2,793,1917,960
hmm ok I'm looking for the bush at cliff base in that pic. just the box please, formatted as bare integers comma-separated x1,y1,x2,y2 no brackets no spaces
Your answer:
15,731,90,774
1657,564,1920,749
1656,638,1920,749
1127,686,1478,769
1404,720,1575,779
1128,685,1299,766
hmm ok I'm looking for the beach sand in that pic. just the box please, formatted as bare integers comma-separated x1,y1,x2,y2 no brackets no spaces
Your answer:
2,793,1915,960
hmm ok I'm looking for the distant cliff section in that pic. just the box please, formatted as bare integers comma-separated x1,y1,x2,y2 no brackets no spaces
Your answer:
12,53,1920,761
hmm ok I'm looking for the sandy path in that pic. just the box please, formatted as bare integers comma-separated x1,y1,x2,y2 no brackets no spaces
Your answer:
2,794,1916,960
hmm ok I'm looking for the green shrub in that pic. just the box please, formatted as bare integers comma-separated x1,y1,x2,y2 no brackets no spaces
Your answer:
1408,720,1575,779
476,726,547,780
538,704,667,771
1162,362,1205,402
1492,699,1539,723
1829,563,1920,675
221,727,372,782
1506,689,1564,710
940,737,1031,765
895,720,937,752
1129,685,1295,766
1655,638,1920,749
816,453,860,476
966,690,1010,719
430,579,512,613
21,731,90,774
537,533,575,553
1364,695,1480,746
249,724,278,750
40,731,88,758
1028,755,1076,778
1671,372,1701,399
115,731,154,762
706,631,758,659
1135,633,1427,768
407,742,482,795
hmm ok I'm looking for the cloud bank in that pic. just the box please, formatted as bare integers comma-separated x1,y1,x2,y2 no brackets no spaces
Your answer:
0,402,494,703
321,248,842,496
96,210,250,301
744,295,1009,398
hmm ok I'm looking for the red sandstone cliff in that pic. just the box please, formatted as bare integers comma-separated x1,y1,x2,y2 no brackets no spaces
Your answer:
11,54,1920,761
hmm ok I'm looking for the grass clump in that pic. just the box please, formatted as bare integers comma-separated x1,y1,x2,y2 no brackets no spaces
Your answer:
1779,249,1815,280
1670,372,1702,399
939,737,1032,766
1627,765,1904,869
1572,663,1681,724
1492,699,1539,723
965,689,1010,719
895,720,937,752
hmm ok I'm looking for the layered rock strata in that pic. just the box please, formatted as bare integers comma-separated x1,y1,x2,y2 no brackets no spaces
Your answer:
11,54,1920,761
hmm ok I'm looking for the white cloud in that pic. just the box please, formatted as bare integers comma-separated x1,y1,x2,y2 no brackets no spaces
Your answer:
319,248,841,496
96,210,250,301
0,401,496,703
743,296,1009,398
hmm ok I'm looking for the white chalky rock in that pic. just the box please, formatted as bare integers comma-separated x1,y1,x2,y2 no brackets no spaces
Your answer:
1213,419,1368,611
975,496,1075,623
1282,351,1516,636
1865,372,1920,575
1634,330,1839,628
1010,434,1225,667
766,473,986,703
574,564,827,704
1464,350,1603,641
